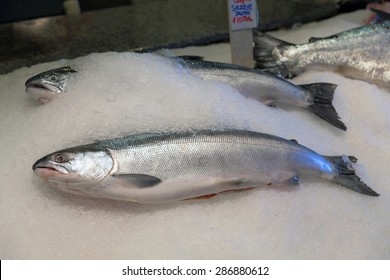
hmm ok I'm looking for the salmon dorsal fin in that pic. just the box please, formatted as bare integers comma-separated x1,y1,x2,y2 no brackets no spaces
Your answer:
177,55,204,61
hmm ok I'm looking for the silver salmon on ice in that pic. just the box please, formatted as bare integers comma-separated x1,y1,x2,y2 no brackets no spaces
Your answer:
25,66,77,103
178,57,345,130
254,21,390,87
24,57,346,130
32,130,378,204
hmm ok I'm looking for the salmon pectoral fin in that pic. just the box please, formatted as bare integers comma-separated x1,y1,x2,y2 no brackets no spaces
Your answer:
112,174,162,188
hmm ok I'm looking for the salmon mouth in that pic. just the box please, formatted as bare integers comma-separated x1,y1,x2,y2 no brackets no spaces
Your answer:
27,83,46,90
33,166,63,179
25,82,56,103
32,158,68,178
25,81,52,92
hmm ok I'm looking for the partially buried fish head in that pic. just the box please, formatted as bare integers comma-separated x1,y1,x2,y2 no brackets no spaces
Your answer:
32,146,114,194
25,66,76,103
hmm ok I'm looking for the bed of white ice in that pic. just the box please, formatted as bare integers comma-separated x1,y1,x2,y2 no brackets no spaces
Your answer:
1,10,389,259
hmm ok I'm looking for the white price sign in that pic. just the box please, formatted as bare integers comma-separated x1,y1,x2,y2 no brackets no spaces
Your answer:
229,0,258,31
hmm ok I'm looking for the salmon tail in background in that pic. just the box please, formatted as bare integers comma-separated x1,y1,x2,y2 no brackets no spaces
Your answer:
325,155,379,196
254,22,390,88
253,31,347,130
370,8,390,22
253,30,293,78
299,83,347,131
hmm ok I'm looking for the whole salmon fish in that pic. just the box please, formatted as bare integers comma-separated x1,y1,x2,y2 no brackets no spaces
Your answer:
32,130,378,203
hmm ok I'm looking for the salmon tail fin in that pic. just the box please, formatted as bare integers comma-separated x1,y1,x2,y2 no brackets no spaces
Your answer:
325,155,379,196
370,8,390,21
300,83,347,131
253,30,293,78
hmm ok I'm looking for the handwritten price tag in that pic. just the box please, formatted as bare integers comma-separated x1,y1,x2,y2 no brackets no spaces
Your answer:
229,0,258,31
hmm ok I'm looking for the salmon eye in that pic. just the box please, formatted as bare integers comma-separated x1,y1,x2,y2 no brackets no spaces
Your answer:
49,74,59,82
53,154,67,163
